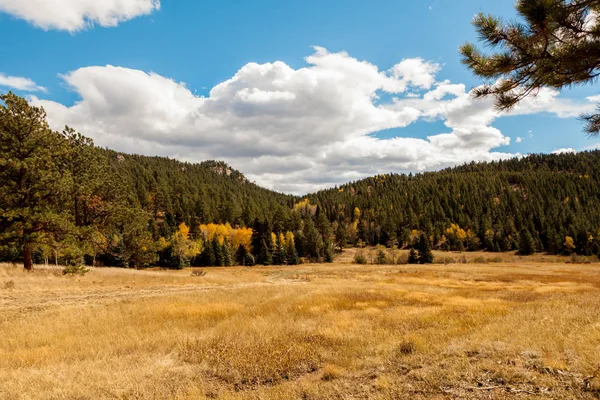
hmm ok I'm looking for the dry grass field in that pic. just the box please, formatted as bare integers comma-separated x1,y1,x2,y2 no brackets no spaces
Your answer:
1,250,600,399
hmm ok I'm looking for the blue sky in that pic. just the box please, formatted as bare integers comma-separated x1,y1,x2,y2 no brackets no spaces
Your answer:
1,0,599,193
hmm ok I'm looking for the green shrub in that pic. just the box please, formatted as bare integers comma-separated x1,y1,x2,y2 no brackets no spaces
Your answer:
62,264,89,276
353,251,368,265
376,249,389,264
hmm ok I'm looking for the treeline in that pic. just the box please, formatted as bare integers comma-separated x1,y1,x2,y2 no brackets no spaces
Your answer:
0,93,333,269
310,152,600,256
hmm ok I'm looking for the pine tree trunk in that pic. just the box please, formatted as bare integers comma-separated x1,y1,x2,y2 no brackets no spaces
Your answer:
23,243,33,271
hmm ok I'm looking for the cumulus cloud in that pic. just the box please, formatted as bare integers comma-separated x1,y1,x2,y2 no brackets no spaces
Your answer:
0,0,159,32
0,72,47,92
30,48,592,194
0,73,46,92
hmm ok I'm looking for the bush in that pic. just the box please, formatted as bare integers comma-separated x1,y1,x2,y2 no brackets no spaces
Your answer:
408,249,419,264
62,264,89,276
4,280,15,289
354,251,368,265
244,253,256,266
473,256,486,263
440,256,455,265
376,249,389,264
397,339,416,355
190,269,206,277
397,253,409,264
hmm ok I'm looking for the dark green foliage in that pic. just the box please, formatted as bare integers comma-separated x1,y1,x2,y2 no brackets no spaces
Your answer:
518,229,536,256
323,238,334,263
460,0,600,134
417,233,434,264
353,251,368,265
258,238,272,266
244,253,256,266
376,249,388,264
235,244,248,266
286,239,300,265
0,93,73,270
272,235,286,265
62,264,89,276
408,249,419,264
309,152,600,257
222,240,232,267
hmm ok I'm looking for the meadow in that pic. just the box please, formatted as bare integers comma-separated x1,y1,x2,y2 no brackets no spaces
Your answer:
1,250,599,399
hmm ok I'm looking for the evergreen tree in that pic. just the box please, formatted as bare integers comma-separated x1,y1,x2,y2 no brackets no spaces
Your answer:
258,238,272,265
417,233,434,264
408,248,419,264
210,236,221,266
235,244,248,266
0,93,73,270
460,0,600,134
335,222,347,252
323,237,334,263
272,235,286,265
222,239,232,266
286,237,300,265
518,229,536,256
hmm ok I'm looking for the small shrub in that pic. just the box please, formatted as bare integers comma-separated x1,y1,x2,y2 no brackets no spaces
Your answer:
376,249,389,265
487,257,503,263
353,252,368,265
473,256,486,263
4,280,15,289
397,253,409,265
62,264,89,276
397,340,416,356
190,269,206,277
440,256,455,265
458,254,468,264
244,253,256,266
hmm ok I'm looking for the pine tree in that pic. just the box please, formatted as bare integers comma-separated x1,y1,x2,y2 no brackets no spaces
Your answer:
408,248,419,264
235,244,248,266
417,233,434,264
210,236,221,266
222,239,232,266
272,234,286,265
258,238,272,265
286,237,300,265
517,229,536,256
460,0,600,134
0,93,73,270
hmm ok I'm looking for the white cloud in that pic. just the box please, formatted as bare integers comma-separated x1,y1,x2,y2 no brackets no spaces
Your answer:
0,73,46,92
551,148,577,154
516,137,522,143
31,48,591,194
0,0,159,32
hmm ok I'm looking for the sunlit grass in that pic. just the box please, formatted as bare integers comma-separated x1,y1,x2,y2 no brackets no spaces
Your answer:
1,252,599,399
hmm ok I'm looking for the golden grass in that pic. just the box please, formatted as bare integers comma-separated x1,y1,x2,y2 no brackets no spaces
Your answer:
1,252,599,399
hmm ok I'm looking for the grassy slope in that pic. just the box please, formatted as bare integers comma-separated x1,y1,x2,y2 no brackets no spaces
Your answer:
1,253,599,399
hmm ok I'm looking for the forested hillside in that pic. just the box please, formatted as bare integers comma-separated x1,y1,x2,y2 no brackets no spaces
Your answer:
311,151,600,256
101,149,294,231
4,92,600,270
